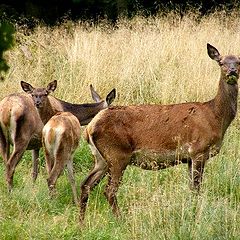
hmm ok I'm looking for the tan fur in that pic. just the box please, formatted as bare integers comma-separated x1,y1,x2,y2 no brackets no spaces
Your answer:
24,81,114,203
0,82,115,191
79,44,240,222
0,93,43,190
42,112,81,205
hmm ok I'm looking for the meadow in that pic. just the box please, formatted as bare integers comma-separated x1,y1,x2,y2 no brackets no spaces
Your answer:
0,11,240,239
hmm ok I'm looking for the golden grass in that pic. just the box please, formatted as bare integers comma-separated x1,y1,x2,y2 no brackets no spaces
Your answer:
2,11,240,105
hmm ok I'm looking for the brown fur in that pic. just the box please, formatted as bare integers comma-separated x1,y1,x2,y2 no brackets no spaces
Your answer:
79,44,239,222
0,82,115,191
0,93,43,190
22,81,115,203
42,112,81,205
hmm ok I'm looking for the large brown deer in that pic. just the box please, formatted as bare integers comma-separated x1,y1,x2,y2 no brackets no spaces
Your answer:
0,82,116,191
42,112,81,205
79,43,239,222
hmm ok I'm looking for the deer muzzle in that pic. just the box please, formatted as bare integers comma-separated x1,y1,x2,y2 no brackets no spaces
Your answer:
226,71,238,85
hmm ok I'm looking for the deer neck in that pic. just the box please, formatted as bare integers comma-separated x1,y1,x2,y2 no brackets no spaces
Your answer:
211,75,238,133
37,98,57,124
59,99,107,125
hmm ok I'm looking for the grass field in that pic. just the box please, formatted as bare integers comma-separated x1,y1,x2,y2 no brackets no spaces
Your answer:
0,11,240,239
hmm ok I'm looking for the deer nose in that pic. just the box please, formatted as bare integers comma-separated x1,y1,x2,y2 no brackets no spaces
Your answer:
35,100,41,108
228,68,238,76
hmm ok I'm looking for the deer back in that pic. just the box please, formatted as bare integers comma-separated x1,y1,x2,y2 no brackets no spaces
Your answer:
87,101,223,160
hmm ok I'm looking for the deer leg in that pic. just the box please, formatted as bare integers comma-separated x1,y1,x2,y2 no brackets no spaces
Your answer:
47,159,65,197
104,161,127,218
0,127,9,165
6,143,28,191
188,154,206,192
44,147,54,176
32,149,40,182
66,159,78,206
79,155,108,223
104,174,122,217
6,118,34,191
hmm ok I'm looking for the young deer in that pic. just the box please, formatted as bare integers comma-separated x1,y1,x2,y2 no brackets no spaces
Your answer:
80,44,239,222
0,81,116,191
42,112,81,205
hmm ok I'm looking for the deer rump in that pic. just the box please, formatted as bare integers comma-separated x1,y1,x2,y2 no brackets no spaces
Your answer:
0,93,43,150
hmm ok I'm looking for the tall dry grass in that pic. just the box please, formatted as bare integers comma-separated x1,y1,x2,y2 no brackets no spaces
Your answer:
0,11,239,239
2,11,240,104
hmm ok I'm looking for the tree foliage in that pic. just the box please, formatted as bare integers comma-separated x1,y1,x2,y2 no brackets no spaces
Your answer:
1,0,240,25
0,22,15,80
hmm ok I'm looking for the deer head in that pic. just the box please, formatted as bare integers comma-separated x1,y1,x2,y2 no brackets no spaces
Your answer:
21,80,57,108
207,43,240,85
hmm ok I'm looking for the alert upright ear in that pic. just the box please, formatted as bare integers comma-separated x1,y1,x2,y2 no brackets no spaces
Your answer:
21,81,35,93
207,43,221,62
47,80,57,93
90,84,101,103
106,88,116,106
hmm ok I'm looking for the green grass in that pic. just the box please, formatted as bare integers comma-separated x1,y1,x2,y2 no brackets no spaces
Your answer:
0,131,239,239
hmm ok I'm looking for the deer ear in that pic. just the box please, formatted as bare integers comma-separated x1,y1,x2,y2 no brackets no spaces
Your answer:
207,43,221,62
90,84,101,103
21,81,34,93
106,88,116,106
47,80,57,93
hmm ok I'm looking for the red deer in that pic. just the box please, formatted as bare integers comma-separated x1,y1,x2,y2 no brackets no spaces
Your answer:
79,44,239,222
0,82,116,191
42,112,81,205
